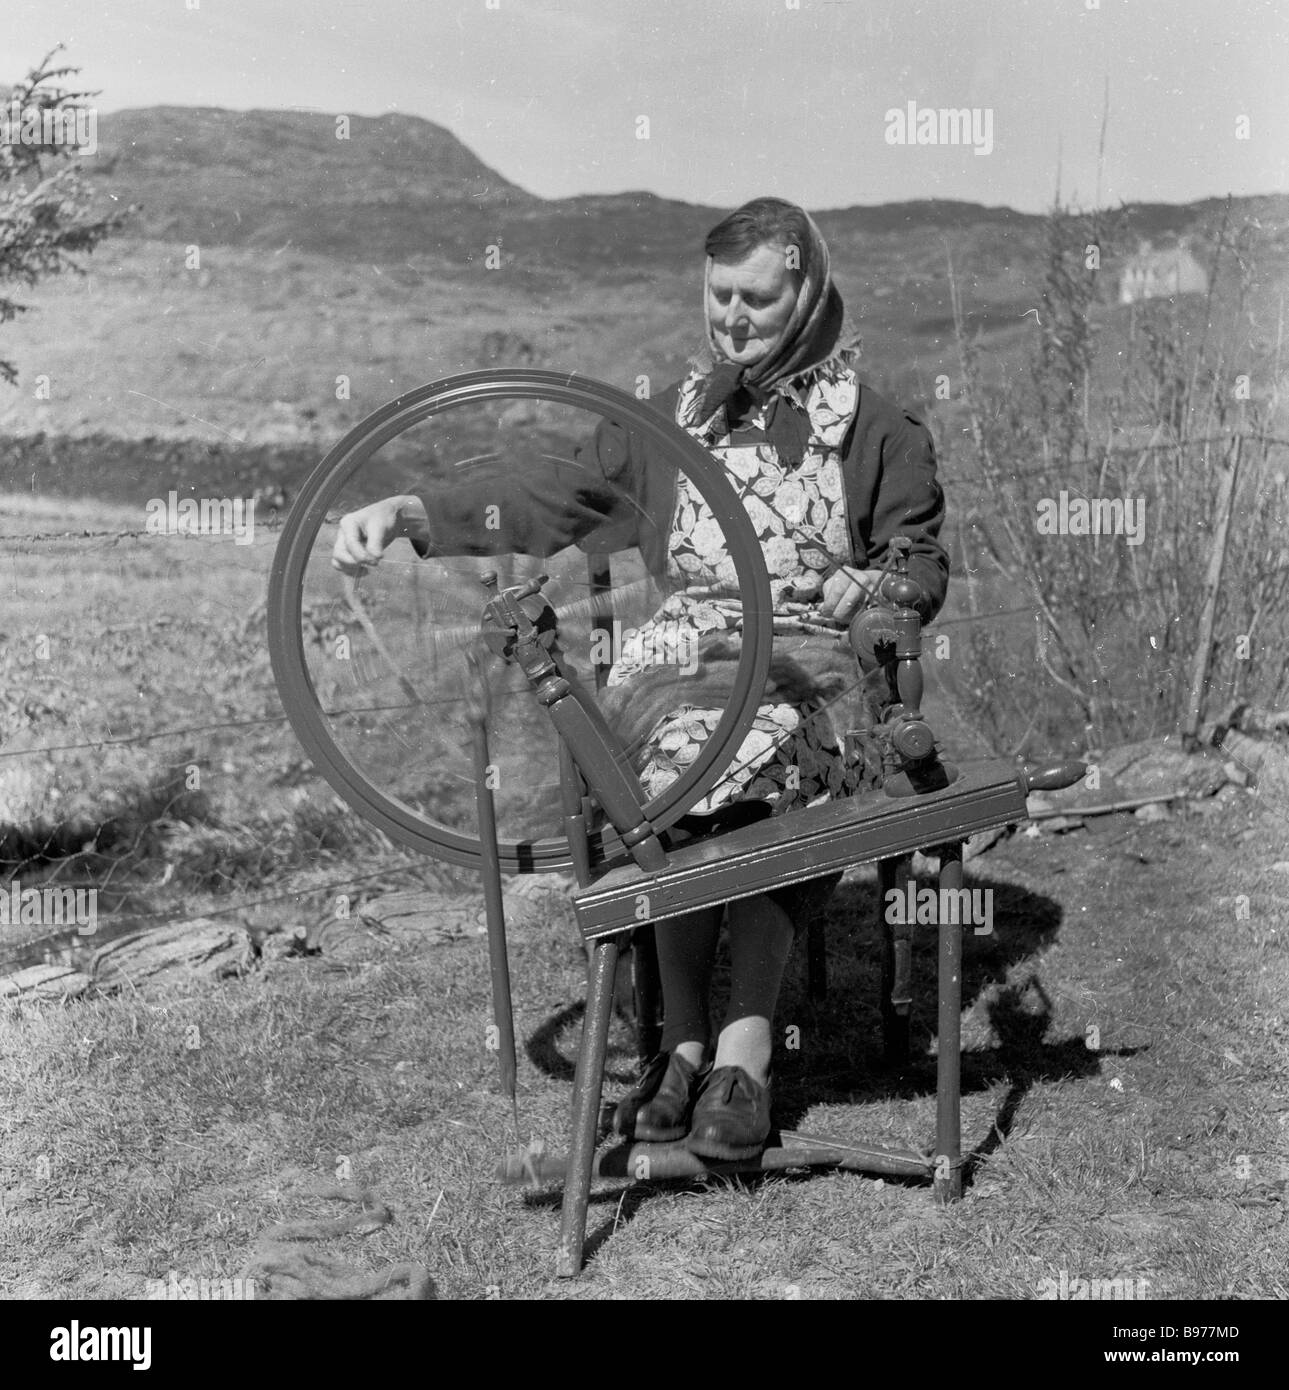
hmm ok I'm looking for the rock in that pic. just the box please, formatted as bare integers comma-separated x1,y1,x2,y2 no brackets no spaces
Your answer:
1221,705,1289,738
337,884,553,961
1223,761,1250,787
964,824,1011,860
1020,736,1238,820
339,879,576,960
908,831,1006,874
339,893,482,957
1214,731,1289,802
500,873,578,930
1134,801,1172,821
90,920,256,993
260,927,314,961
1253,745,1289,805
1093,739,1229,800
0,962,92,1000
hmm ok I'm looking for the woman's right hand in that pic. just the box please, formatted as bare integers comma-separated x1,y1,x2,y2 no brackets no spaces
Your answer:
331,494,429,575
819,565,886,624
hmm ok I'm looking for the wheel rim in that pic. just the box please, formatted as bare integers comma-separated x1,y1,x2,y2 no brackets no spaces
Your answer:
267,369,774,873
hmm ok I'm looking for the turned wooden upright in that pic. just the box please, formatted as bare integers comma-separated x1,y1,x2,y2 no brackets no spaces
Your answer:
477,540,1085,1276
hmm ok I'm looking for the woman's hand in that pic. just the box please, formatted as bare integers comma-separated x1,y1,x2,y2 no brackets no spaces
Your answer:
818,566,886,624
331,495,429,575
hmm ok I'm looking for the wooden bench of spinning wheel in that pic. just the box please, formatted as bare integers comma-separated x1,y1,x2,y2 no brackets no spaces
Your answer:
266,369,1084,1281
516,555,1079,1277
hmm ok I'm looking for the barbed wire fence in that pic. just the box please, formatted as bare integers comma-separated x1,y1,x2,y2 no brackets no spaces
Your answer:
4,433,1287,962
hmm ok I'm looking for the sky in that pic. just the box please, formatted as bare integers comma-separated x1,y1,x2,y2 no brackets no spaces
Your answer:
2,0,1285,213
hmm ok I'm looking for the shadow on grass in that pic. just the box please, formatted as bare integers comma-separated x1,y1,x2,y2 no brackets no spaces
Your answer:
0,757,210,878
768,874,1144,1142
524,995,640,1089
518,870,1149,1253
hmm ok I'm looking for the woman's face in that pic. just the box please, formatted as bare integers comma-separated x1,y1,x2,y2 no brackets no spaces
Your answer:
706,242,799,368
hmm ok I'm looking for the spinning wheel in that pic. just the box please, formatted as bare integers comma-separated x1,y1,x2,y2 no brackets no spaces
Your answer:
266,369,779,875
268,368,1085,1280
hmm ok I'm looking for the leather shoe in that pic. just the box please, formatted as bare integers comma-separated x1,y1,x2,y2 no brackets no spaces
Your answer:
614,1051,703,1142
685,1065,771,1161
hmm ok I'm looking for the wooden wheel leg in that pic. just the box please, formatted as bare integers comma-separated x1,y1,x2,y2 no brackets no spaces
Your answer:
879,855,913,1066
934,842,964,1203
631,925,662,1064
556,934,620,1277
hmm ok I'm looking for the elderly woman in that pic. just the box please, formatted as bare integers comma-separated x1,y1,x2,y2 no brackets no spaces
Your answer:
333,197,948,1161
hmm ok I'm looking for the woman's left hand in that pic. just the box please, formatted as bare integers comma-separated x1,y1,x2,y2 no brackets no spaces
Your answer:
818,566,886,624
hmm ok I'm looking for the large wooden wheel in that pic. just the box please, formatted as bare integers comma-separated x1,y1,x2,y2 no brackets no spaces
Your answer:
267,369,775,873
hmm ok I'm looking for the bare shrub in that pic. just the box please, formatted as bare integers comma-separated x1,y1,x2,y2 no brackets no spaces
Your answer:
941,198,1289,756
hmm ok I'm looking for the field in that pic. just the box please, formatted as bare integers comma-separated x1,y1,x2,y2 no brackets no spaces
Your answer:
2,789,1286,1299
2,109,1288,1301
2,477,1288,1299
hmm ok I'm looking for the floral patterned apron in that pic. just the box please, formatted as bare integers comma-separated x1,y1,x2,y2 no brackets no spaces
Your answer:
605,354,872,816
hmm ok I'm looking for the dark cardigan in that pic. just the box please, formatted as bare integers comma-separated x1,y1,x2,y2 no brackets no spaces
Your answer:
412,376,949,623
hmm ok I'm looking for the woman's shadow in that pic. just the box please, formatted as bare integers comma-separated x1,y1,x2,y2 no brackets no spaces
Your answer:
519,867,1142,1251
769,874,1138,1156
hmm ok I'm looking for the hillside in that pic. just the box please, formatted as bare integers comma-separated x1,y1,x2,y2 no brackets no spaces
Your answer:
0,106,1285,467
91,106,539,259
88,108,1273,270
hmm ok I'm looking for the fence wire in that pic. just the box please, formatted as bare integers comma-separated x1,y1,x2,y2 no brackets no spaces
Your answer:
5,436,1284,957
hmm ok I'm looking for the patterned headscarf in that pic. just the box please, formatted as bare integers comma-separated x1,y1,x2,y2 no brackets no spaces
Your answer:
684,207,852,461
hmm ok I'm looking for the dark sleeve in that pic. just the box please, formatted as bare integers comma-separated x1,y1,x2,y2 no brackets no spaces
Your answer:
852,408,950,624
410,415,643,560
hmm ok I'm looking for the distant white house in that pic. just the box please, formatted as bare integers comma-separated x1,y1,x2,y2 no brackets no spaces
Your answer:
1119,240,1209,305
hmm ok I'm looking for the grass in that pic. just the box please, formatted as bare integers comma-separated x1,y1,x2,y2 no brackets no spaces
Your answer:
3,138,1288,1301
2,791,1286,1299
2,407,1287,1299
14,214,1283,451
